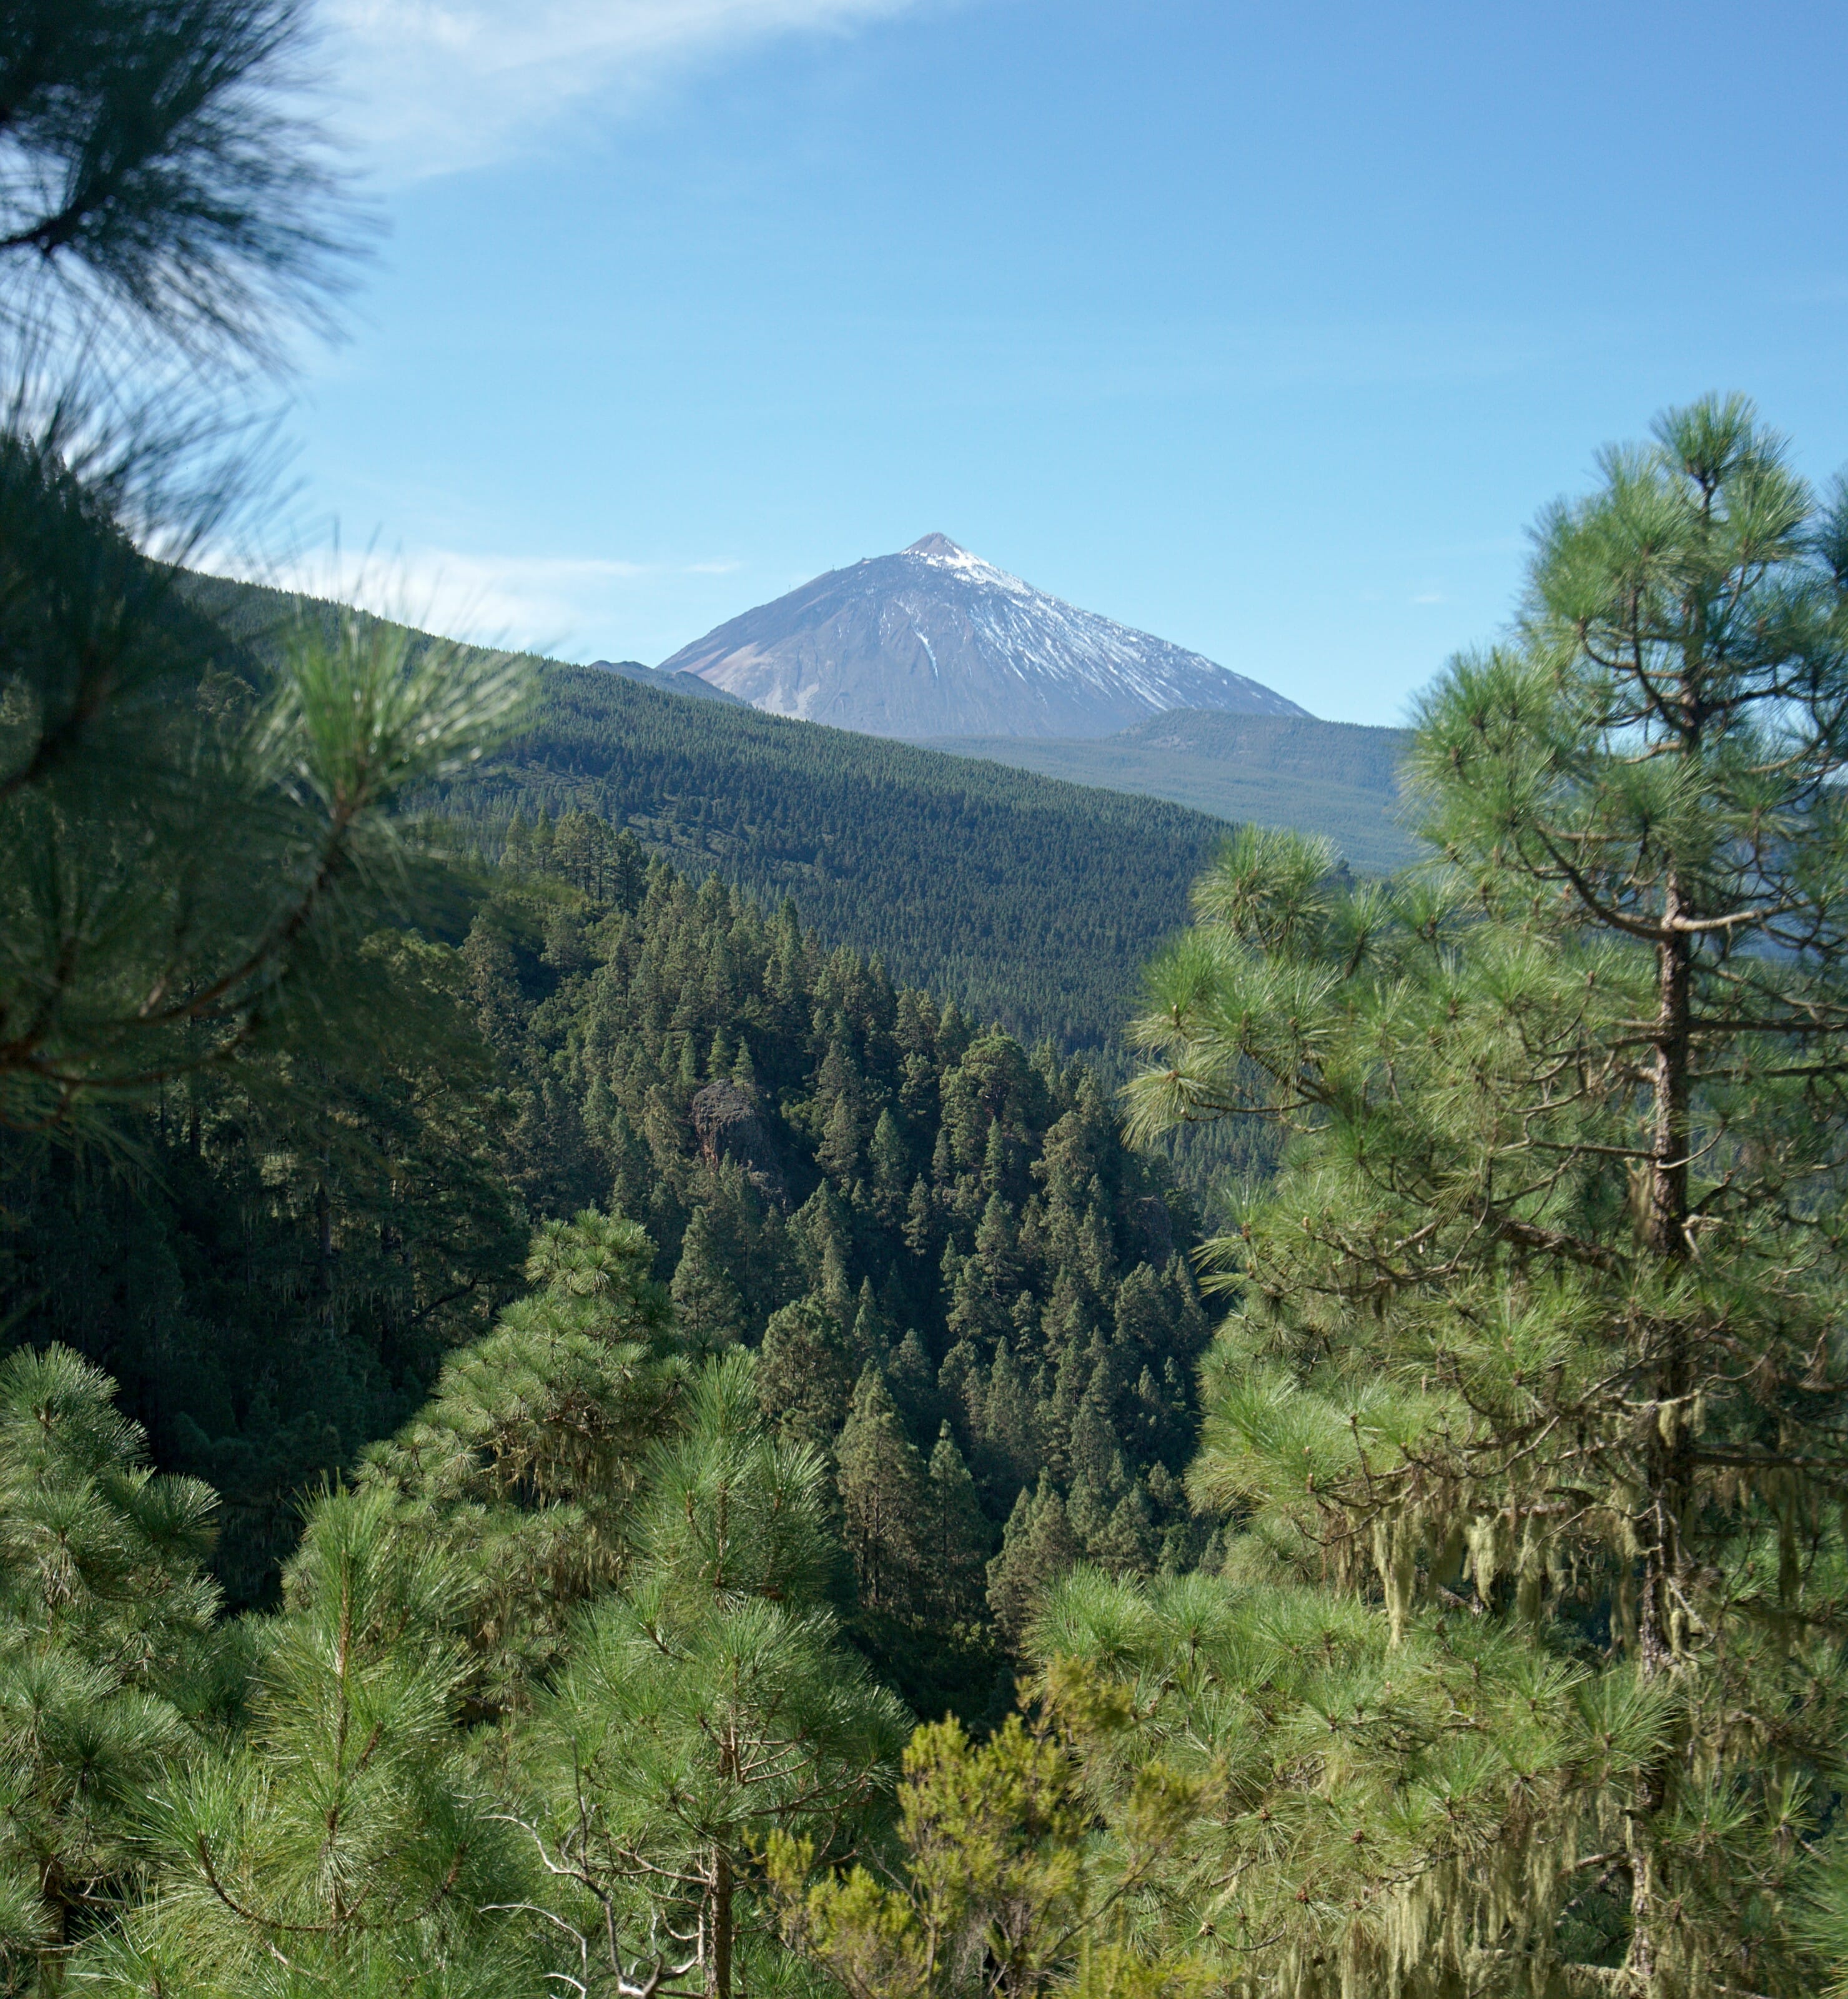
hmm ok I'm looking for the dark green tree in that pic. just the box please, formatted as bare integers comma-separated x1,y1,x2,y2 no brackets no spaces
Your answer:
671,1206,748,1356
836,1366,927,1616
922,1426,989,1628
986,1476,1079,1650
757,1297,856,1454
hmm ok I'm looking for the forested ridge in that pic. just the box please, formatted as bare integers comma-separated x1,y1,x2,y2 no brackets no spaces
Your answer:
184,570,1232,1051
925,711,1416,875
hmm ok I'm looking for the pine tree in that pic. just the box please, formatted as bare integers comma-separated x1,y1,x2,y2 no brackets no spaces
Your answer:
360,1208,686,1706
0,1348,225,1987
886,1329,943,1442
768,1690,1204,1999
971,1339,1040,1499
89,1487,528,1998
0,0,360,366
1,472,529,1138
673,1205,748,1356
986,1475,1079,1649
849,1278,888,1367
1125,395,1848,1996
869,1107,909,1223
923,1426,989,1627
0,1,521,1141
756,1297,856,1451
515,1354,906,1999
903,1176,938,1259
836,1366,927,1615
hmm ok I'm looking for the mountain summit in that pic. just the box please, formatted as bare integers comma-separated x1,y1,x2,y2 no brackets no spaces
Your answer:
658,535,1308,738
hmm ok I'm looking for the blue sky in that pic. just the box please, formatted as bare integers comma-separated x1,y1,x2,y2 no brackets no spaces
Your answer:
243,0,1848,727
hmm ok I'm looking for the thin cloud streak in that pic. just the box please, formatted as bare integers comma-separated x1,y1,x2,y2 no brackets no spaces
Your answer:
323,0,930,177
201,546,735,658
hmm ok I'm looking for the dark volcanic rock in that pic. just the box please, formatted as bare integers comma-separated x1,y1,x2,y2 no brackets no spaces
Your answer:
689,1081,789,1208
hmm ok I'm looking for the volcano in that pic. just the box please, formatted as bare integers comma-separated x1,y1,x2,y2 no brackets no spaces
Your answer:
656,534,1308,739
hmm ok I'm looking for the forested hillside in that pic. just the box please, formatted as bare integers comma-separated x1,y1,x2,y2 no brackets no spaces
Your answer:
1,821,1212,1662
460,663,1229,1049
184,572,1229,1049
480,820,1212,1691
928,708,1415,873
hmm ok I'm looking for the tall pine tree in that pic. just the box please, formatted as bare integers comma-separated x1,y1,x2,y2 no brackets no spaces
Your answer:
1126,395,1848,1996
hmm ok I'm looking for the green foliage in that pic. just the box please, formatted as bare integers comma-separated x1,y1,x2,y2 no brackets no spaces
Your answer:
673,1205,748,1354
0,1246,904,1999
1122,397,1848,1995
1,498,531,1135
0,1345,226,1995
0,0,519,1143
358,1209,686,1709
768,1685,1205,1999
87,1487,531,1999
505,1349,907,1999
987,1476,1080,1648
0,0,360,364
1029,1567,1673,1999
838,1364,929,1616
464,838,1212,1698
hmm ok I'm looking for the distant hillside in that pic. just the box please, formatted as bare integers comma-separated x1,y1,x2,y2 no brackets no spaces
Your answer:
586,657,748,705
926,710,1416,875
660,533,1307,738
182,572,1233,1049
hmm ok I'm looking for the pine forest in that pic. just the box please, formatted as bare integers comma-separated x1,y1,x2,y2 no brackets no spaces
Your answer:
4,4,1848,1998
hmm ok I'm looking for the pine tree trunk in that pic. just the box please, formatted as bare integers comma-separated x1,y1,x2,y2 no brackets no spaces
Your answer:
1629,876,1696,1994
1644,879,1692,1264
711,1845,733,1999
1641,887,1695,1670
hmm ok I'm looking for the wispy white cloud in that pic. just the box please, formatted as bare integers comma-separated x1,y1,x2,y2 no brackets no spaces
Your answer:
204,545,735,657
322,0,930,177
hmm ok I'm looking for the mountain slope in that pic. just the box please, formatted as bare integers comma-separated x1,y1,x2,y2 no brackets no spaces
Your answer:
927,710,1415,875
660,533,1307,739
181,572,1230,1047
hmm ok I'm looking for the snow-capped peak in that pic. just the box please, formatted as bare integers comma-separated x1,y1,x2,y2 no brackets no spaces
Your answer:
902,533,1030,596
658,535,1310,740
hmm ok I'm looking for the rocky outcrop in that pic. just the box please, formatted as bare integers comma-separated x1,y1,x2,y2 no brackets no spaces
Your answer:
689,1081,789,1208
